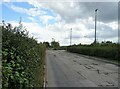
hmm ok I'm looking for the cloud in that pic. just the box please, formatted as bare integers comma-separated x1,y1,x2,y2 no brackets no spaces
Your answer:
7,3,59,25
4,1,118,45
3,0,11,2
34,2,118,23
39,2,82,23
10,5,27,13
88,21,118,39
9,4,46,17
9,15,118,46
78,2,118,23
106,22,118,30
40,15,54,25
9,2,118,23
3,0,120,2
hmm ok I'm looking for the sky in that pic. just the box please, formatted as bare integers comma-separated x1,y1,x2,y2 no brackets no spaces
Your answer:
1,0,119,46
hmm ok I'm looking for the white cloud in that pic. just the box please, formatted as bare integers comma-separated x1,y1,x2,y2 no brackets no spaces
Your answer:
3,0,27,2
106,22,118,30
5,2,118,45
9,4,46,17
11,5,27,13
40,15,54,25
9,15,118,46
28,17,35,22
3,0,11,2
3,0,120,2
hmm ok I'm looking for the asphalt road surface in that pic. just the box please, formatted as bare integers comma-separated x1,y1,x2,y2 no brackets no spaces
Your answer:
46,50,118,87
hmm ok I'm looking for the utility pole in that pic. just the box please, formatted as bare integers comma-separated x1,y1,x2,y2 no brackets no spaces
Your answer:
52,38,55,42
18,17,22,30
70,28,72,46
94,9,98,44
19,17,22,25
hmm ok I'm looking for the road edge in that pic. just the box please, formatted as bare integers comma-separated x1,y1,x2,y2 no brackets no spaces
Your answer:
43,51,47,88
66,50,120,67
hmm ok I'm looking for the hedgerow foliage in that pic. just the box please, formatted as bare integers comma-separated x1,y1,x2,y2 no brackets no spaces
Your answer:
2,24,46,88
67,43,119,62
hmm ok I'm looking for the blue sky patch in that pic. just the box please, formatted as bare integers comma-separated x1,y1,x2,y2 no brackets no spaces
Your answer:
2,2,58,26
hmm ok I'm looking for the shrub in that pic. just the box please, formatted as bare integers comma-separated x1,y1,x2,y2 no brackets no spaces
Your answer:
67,44,119,61
2,24,46,88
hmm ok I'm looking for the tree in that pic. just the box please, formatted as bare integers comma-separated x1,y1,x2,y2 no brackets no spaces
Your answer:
51,41,60,49
43,42,50,48
106,41,112,44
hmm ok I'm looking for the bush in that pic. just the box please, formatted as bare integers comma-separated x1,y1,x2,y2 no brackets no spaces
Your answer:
2,25,46,88
67,44,119,61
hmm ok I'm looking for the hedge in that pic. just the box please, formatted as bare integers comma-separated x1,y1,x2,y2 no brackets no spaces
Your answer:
67,44,119,61
2,25,46,88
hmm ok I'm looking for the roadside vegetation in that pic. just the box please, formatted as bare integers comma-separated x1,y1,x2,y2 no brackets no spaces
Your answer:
39,38,119,64
43,41,60,50
67,42,120,63
2,22,46,88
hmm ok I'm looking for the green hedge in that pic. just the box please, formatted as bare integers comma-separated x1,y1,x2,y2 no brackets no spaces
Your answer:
2,26,46,88
67,45,119,61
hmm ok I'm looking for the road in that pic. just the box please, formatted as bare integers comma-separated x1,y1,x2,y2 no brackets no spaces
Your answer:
46,50,118,87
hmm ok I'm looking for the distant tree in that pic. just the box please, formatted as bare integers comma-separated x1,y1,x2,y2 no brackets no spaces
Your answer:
101,41,105,43
43,42,50,48
106,41,112,44
101,41,114,46
51,41,60,49
78,43,81,45
91,41,100,46
73,44,76,46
